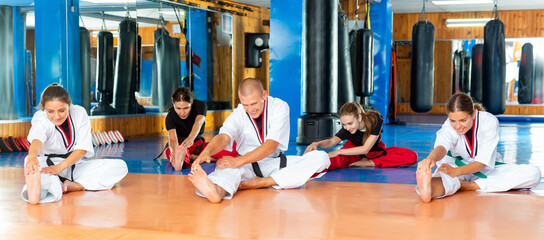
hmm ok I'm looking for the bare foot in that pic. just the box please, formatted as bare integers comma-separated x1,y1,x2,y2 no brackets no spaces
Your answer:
25,171,41,205
62,180,85,193
173,145,187,171
460,180,480,191
416,168,432,203
349,159,376,167
239,177,276,190
188,165,223,203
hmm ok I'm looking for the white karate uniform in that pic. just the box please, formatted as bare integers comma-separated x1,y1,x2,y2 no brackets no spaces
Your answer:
200,96,330,199
426,110,541,199
21,104,128,203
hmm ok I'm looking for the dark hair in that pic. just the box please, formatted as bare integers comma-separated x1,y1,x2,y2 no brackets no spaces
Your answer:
339,102,383,143
37,83,71,110
171,87,193,104
446,93,485,115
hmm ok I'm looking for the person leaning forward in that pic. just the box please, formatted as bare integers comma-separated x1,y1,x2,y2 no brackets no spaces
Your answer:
188,78,330,203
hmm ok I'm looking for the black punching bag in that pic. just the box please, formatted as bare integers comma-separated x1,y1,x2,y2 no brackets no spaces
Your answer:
355,29,374,97
91,31,117,115
518,43,534,104
471,44,483,102
130,35,145,113
113,18,137,114
337,9,355,108
482,19,506,114
152,28,181,112
297,0,341,144
461,56,472,95
410,21,435,113
80,27,91,114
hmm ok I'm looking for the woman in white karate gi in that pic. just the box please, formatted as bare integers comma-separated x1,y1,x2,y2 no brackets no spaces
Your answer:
23,84,128,204
188,78,330,203
416,93,541,202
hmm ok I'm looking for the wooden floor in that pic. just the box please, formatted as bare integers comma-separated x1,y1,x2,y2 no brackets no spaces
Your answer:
1,168,544,239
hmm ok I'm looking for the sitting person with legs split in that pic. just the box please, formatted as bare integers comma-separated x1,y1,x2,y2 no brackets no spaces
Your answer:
188,78,330,203
305,102,417,170
164,87,238,171
23,83,128,204
416,93,541,202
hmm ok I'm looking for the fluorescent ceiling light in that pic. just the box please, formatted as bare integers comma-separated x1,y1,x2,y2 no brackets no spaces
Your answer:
432,0,493,5
445,18,492,27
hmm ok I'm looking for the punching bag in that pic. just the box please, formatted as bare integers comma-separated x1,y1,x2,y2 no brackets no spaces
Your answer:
302,0,337,114
152,28,181,112
471,44,483,102
91,31,117,115
410,21,435,113
482,19,506,114
297,0,341,144
461,56,472,95
130,35,145,113
452,50,461,94
337,9,355,108
80,27,91,114
534,55,544,104
518,43,534,104
113,18,137,114
355,28,374,97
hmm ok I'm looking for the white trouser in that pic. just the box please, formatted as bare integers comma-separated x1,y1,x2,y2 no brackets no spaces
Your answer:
427,163,541,199
198,150,330,199
21,156,128,203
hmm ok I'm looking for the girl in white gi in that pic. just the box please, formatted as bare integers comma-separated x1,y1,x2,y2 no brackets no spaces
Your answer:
23,84,128,204
416,93,541,202
188,78,330,203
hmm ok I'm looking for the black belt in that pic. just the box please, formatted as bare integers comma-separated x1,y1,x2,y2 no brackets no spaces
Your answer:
251,152,287,178
45,152,75,183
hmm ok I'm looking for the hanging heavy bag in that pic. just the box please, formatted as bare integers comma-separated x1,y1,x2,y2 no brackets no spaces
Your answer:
153,28,181,112
461,55,472,95
80,27,91,114
482,19,506,114
113,18,137,114
337,9,355,108
518,43,534,104
410,21,435,113
355,28,374,97
471,44,484,102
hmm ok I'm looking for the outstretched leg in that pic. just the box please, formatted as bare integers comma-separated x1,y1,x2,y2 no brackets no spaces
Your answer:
62,180,85,193
188,165,227,203
25,171,41,205
416,166,433,202
239,177,277,190
172,145,187,171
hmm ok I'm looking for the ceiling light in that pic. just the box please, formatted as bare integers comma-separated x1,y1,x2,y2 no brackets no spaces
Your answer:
445,18,492,27
432,0,493,5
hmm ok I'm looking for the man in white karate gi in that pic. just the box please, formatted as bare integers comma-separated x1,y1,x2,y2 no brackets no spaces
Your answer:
189,78,330,203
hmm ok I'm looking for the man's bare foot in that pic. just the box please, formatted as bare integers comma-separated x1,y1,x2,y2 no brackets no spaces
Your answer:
349,159,376,167
188,165,224,203
62,180,85,193
25,171,41,205
173,145,187,171
239,177,276,190
416,168,432,203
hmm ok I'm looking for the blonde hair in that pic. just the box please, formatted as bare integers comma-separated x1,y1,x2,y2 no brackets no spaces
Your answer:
447,93,485,115
339,102,383,142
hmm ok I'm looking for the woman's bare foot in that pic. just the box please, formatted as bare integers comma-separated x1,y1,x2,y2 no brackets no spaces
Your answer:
62,180,85,193
25,171,41,205
349,159,376,167
188,165,224,203
173,145,187,171
460,180,480,191
416,168,433,203
239,177,276,190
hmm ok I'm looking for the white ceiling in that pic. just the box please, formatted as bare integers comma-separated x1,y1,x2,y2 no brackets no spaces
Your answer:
389,0,544,13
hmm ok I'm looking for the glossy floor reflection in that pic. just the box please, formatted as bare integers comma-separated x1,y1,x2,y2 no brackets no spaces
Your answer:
1,123,544,239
